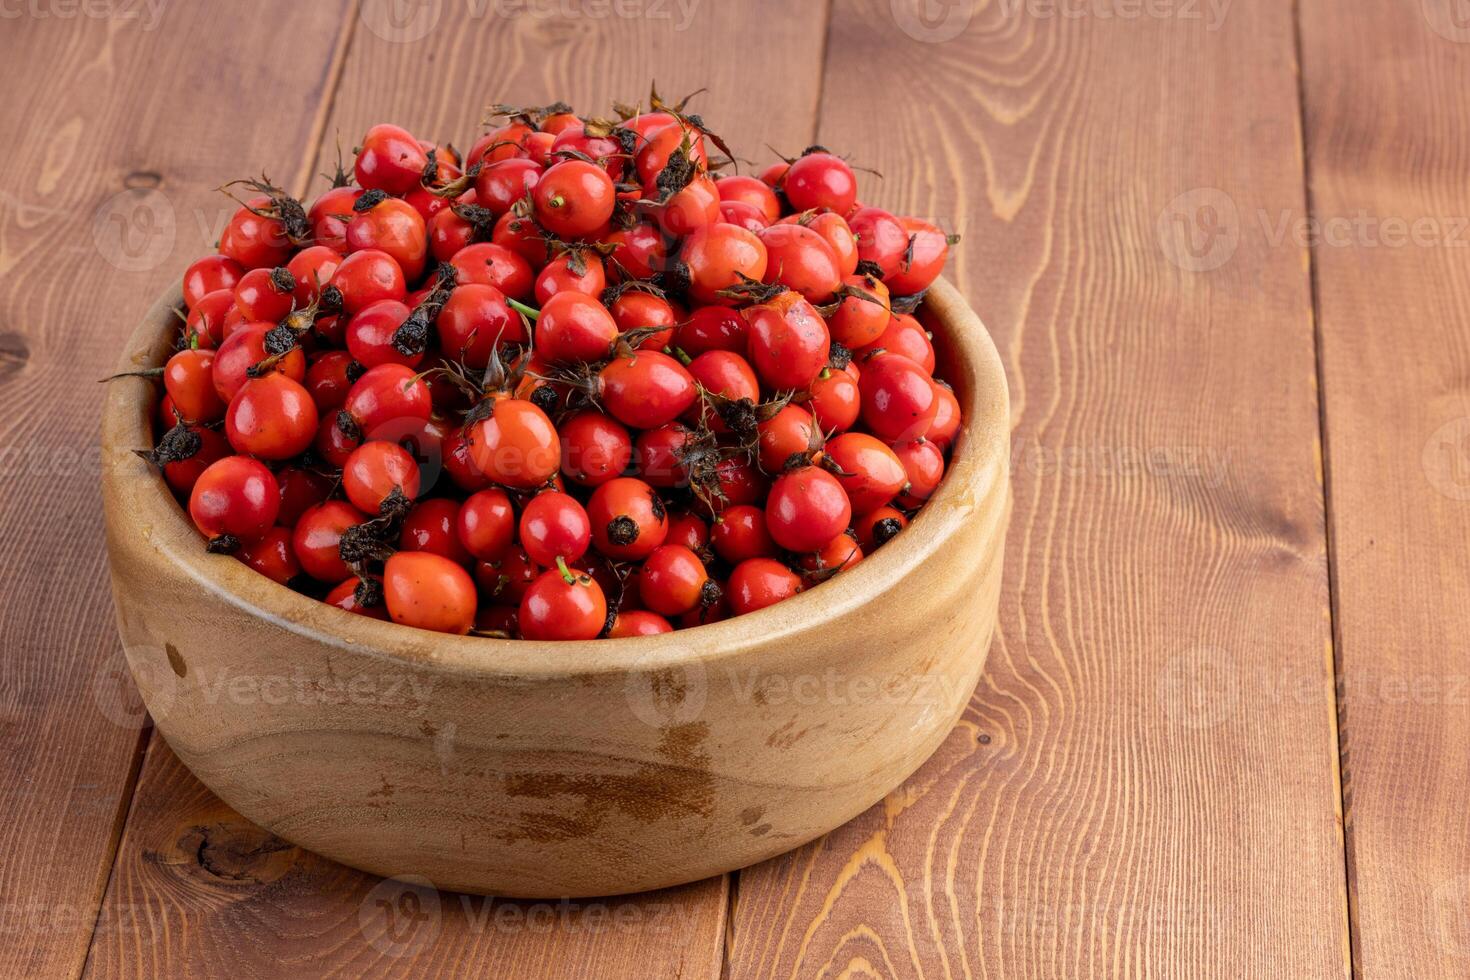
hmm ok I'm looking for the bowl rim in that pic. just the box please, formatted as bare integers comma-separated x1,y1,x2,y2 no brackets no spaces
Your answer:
102,275,1009,681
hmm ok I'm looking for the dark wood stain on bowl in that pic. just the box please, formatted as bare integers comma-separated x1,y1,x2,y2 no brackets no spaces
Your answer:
496,722,714,844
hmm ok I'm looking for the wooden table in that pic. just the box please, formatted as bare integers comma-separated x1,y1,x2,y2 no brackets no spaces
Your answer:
3,0,1466,976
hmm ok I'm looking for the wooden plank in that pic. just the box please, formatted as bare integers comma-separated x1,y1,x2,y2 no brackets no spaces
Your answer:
85,742,728,979
89,3,830,976
307,0,830,178
727,1,1351,976
0,6,351,978
1297,3,1470,974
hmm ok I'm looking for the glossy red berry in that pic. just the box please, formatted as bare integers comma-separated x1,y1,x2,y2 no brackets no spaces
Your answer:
710,504,778,563
225,373,319,459
598,349,697,430
609,610,674,637
783,152,858,215
293,500,367,581
183,254,244,310
893,439,946,507
464,395,561,490
399,498,471,566
537,291,619,364
765,466,852,554
456,488,516,562
559,410,633,486
519,563,608,641
859,352,939,443
436,283,523,368
533,160,617,238
188,456,280,545
383,551,477,635
342,363,433,437
237,526,300,585
342,441,421,515
588,477,667,561
638,545,712,617
758,223,842,303
727,558,803,615
355,123,429,196
745,290,831,391
164,348,226,423
823,432,907,514
519,491,592,567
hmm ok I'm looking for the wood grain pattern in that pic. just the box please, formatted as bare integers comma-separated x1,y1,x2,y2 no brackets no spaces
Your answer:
0,7,350,978
84,741,727,980
727,1,1351,976
1297,2,1470,974
89,2,830,976
307,0,833,204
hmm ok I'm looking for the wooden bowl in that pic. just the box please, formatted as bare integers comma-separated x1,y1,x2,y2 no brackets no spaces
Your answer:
100,276,1009,898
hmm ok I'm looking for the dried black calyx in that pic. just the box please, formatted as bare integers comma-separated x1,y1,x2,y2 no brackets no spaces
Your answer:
338,523,394,564
715,272,785,305
263,323,298,356
654,146,697,202
353,576,384,608
889,291,926,315
450,202,497,237
652,260,691,297
699,579,723,608
378,485,413,520
828,341,852,371
855,259,886,279
335,410,361,442
353,189,390,212
224,176,312,244
718,397,759,442
873,518,903,546
345,359,367,383
319,285,344,314
206,534,241,555
139,420,202,467
393,311,431,357
269,266,297,294
530,384,559,415
611,126,639,156
394,269,455,356
606,515,639,546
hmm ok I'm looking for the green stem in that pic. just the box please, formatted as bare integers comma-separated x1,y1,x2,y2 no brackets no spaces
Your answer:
555,555,577,585
507,298,542,322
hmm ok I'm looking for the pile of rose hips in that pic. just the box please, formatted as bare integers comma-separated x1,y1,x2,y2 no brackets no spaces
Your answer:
139,90,961,640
